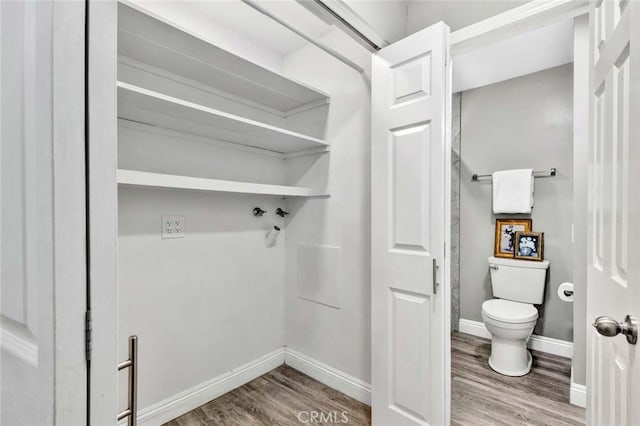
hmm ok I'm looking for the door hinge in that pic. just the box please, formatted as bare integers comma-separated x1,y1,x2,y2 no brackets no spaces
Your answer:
85,309,92,362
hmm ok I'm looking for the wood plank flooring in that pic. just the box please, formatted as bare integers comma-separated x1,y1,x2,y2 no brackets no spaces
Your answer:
164,365,371,426
166,332,584,425
451,332,585,426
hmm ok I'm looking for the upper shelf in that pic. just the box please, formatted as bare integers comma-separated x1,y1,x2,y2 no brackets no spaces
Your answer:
118,3,330,115
118,169,330,198
118,82,329,154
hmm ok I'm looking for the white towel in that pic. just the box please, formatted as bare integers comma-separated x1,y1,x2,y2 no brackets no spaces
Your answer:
492,169,534,214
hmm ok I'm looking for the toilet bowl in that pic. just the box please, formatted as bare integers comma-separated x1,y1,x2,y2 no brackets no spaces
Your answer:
483,256,549,376
482,299,538,376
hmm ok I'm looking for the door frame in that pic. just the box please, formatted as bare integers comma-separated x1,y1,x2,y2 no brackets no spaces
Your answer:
450,0,590,55
447,0,591,411
84,0,595,423
86,0,119,424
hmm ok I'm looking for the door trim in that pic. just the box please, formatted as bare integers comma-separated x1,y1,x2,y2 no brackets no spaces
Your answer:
451,0,590,55
87,0,119,423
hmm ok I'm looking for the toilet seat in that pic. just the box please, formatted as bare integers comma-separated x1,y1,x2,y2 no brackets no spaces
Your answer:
482,299,538,323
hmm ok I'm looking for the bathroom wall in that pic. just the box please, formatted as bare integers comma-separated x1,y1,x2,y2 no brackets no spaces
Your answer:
282,30,373,384
459,64,574,342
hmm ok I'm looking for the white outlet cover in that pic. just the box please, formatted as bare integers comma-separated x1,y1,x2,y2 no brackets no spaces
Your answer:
161,216,185,239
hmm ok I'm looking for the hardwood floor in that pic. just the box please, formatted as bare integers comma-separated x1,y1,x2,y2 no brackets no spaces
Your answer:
164,365,371,426
166,333,584,425
451,332,585,426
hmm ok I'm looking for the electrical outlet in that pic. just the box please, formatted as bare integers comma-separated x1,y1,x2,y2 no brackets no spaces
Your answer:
161,216,185,239
173,216,184,235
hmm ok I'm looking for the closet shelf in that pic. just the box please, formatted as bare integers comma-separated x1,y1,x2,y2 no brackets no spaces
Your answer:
117,170,330,198
118,3,330,114
118,82,328,154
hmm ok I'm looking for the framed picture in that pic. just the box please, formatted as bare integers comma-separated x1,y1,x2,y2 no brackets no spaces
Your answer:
494,219,532,258
514,231,544,261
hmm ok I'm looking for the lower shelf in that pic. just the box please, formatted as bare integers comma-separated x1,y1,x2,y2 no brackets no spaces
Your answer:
117,169,329,198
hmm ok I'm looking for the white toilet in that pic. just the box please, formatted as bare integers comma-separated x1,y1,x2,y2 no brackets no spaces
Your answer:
482,256,550,376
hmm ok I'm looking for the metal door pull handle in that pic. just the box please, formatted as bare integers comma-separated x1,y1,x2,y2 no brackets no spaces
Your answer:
117,336,138,425
593,315,638,345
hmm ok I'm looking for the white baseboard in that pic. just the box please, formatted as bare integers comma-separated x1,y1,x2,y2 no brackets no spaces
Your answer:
127,347,372,425
570,381,587,408
458,318,492,339
458,319,574,358
284,348,372,405
570,368,587,408
131,348,285,426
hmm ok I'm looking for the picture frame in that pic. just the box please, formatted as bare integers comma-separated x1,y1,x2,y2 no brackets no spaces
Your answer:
494,219,532,258
514,231,544,261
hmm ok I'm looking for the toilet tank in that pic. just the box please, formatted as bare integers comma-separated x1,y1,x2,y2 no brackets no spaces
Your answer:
488,256,550,304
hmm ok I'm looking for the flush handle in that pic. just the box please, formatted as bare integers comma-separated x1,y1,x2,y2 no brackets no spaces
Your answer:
489,264,499,270
593,315,638,345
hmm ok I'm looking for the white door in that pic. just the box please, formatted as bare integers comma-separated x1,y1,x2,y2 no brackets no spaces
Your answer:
587,1,640,424
1,1,86,425
371,22,450,426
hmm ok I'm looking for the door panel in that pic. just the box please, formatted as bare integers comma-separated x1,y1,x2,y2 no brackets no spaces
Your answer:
389,289,431,423
587,0,640,424
391,124,431,251
1,1,86,424
372,22,450,426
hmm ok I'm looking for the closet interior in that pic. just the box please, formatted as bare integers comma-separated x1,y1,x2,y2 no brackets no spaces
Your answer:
115,2,370,423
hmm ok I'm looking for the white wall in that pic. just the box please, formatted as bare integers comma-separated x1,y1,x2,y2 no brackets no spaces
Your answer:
282,30,373,383
116,2,297,412
126,0,284,71
117,123,289,410
406,0,529,34
452,19,574,93
459,64,574,342
342,0,408,43
115,2,376,415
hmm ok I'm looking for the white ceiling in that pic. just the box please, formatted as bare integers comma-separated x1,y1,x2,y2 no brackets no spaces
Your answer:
406,0,530,34
177,0,335,55
453,18,575,93
126,0,573,89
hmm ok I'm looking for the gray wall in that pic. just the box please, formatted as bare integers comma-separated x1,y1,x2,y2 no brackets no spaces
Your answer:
459,64,574,342
572,15,589,385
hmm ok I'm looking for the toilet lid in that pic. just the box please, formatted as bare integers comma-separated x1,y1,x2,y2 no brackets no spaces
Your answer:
482,299,538,323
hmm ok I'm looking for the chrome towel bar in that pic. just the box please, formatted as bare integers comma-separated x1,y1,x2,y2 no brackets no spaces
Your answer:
472,167,557,182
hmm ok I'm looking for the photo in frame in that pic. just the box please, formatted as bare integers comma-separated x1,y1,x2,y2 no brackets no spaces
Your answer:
514,231,544,261
494,219,532,258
